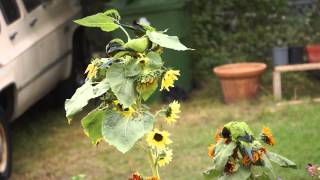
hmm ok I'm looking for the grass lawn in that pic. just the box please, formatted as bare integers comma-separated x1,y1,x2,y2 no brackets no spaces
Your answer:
11,75,320,180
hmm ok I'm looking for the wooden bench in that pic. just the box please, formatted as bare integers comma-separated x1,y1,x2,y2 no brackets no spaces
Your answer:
273,63,320,100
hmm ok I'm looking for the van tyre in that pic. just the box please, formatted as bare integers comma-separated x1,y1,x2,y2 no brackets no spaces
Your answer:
0,108,12,180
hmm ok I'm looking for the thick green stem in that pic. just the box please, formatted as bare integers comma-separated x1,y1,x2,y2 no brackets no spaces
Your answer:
147,148,160,179
119,25,131,41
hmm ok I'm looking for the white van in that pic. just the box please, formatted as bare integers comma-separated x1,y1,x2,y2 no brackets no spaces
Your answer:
0,0,88,178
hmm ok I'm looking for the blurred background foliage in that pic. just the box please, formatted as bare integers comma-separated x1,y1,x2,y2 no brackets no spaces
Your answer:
191,0,320,76
81,0,320,82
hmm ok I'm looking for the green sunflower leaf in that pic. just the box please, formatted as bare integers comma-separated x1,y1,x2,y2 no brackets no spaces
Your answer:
81,109,106,144
146,31,193,51
261,154,276,179
74,13,119,32
146,51,163,69
125,58,142,77
203,167,220,179
124,37,149,53
266,152,297,169
106,63,136,108
218,166,251,180
65,79,110,123
136,80,158,101
102,110,155,153
212,141,237,171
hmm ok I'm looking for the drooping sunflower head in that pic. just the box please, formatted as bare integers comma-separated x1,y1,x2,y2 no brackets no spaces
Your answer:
261,127,275,146
128,172,143,180
112,100,135,118
145,177,159,180
160,70,180,91
208,144,215,159
241,155,251,167
214,128,223,142
158,149,173,167
122,106,136,118
252,147,266,164
146,129,172,149
224,159,236,174
85,58,100,79
165,101,181,125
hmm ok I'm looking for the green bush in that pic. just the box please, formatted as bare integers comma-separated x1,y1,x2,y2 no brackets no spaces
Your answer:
191,0,320,76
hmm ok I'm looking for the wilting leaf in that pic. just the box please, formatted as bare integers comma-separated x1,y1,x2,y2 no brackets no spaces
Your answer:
266,152,297,169
261,154,276,179
203,167,221,179
146,51,163,69
65,79,110,123
106,63,136,108
136,80,158,101
81,109,106,144
212,141,237,171
218,166,251,180
125,58,142,77
102,110,155,153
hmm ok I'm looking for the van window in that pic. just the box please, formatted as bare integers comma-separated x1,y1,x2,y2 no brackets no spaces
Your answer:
22,0,41,12
0,0,20,24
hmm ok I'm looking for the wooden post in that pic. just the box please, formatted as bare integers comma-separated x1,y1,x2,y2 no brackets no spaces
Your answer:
273,71,282,100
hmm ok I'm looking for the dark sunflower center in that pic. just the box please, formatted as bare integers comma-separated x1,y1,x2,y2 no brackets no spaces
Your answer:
166,108,172,117
154,133,163,142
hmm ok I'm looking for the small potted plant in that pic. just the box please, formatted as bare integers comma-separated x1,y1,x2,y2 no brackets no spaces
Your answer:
204,122,296,180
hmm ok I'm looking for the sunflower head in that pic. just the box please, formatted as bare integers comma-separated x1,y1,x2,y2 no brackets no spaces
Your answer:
165,101,181,125
261,127,275,146
252,148,266,164
158,149,173,167
160,70,180,91
146,129,172,149
146,177,159,180
122,106,136,118
85,63,98,79
112,100,136,118
224,159,236,174
128,172,143,180
242,155,251,167
208,144,215,159
214,128,223,142
85,58,100,79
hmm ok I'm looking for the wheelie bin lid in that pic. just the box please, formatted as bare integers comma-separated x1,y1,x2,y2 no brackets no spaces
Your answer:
107,0,190,16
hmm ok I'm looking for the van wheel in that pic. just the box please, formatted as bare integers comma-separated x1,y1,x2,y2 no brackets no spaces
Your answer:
0,108,11,179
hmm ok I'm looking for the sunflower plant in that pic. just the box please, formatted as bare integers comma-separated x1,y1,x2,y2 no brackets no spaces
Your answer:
204,122,297,180
65,9,192,179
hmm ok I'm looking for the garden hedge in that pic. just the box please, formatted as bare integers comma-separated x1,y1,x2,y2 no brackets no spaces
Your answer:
191,0,320,76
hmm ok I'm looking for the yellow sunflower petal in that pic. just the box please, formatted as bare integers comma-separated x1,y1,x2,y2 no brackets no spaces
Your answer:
165,101,181,125
158,149,173,167
160,70,180,91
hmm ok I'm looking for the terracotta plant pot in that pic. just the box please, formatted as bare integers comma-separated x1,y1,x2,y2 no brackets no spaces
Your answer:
213,63,267,104
306,44,320,63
